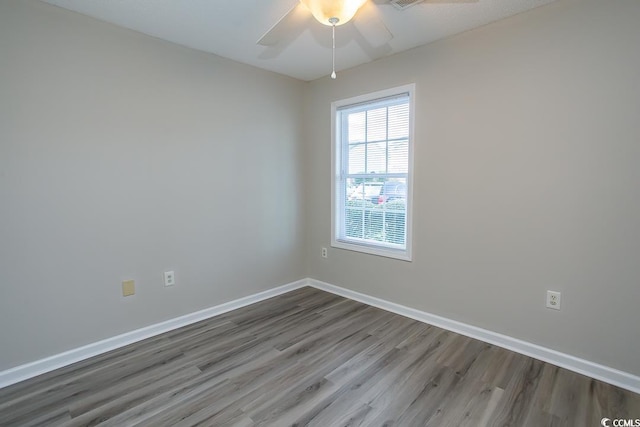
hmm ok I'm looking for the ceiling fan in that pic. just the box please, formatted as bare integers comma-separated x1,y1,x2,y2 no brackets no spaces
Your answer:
257,0,477,79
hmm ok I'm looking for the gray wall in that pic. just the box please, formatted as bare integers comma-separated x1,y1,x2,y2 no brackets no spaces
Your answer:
305,0,640,376
2,0,639,380
0,0,306,370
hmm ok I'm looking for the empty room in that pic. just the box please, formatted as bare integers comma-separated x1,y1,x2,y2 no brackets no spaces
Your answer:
1,0,639,425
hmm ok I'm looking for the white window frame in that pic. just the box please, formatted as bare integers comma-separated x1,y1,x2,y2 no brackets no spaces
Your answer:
331,84,415,261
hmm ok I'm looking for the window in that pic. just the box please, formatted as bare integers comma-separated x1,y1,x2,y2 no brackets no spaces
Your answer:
331,84,414,261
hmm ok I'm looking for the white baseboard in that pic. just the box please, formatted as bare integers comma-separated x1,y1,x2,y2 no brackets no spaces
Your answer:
0,279,308,389
308,278,640,395
3,277,639,395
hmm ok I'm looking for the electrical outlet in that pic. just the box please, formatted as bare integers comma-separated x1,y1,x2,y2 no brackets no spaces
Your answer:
321,247,328,258
546,290,561,310
164,271,175,287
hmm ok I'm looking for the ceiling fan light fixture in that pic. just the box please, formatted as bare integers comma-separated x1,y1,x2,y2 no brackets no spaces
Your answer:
300,0,368,26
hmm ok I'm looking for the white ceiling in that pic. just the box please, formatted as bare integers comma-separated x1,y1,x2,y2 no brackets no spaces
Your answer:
40,0,557,81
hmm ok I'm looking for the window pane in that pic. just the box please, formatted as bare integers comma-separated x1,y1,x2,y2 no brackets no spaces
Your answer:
348,111,366,143
381,198,406,245
345,177,407,245
345,207,365,239
367,209,384,241
388,104,409,139
377,178,407,205
366,141,386,174
388,140,408,173
366,107,387,142
347,178,383,204
348,143,365,174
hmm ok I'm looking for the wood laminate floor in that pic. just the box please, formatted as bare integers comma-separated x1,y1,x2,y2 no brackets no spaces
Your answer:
1,287,639,426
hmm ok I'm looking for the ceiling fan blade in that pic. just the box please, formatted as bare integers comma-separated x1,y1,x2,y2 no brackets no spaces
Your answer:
353,1,393,48
384,0,477,9
257,2,312,46
423,0,478,3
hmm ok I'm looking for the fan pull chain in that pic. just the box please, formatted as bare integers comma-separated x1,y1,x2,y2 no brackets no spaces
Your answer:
329,17,338,79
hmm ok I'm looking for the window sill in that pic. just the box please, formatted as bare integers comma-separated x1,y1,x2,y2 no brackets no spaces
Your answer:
331,239,412,262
